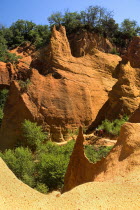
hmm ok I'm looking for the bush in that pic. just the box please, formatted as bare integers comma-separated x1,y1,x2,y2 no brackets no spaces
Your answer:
85,145,113,163
98,115,129,136
0,147,35,187
35,140,75,191
36,153,68,190
0,108,4,125
22,119,48,148
18,79,31,93
0,42,22,63
0,89,9,108
110,48,120,55
0,89,9,126
0,118,113,193
35,183,49,194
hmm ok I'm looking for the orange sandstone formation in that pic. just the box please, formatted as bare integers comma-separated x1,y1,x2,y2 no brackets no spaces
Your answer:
63,123,140,192
87,37,140,133
68,29,114,57
0,26,120,149
0,62,11,88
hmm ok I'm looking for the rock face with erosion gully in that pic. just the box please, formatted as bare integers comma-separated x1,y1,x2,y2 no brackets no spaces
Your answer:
0,26,121,149
87,37,140,133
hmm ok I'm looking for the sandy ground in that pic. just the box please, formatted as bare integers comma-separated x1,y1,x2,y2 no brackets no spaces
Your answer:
0,158,140,210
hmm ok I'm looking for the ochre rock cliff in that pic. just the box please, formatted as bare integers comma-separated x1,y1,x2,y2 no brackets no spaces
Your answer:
129,104,140,122
127,36,140,68
63,122,140,192
0,26,120,149
0,62,11,88
68,30,114,57
87,37,140,132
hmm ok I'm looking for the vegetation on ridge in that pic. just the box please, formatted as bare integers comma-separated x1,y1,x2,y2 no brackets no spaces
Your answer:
0,120,113,193
0,5,140,63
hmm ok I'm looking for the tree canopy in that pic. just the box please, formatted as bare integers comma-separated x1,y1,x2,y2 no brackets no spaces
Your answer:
0,5,139,61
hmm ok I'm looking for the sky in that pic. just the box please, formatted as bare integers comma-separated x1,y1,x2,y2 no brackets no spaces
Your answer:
0,0,140,27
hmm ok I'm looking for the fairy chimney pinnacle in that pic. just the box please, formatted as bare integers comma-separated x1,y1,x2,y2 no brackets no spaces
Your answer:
50,25,72,58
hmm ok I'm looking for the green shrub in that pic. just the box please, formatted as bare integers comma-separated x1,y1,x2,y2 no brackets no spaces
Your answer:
18,79,31,93
36,153,68,191
0,42,22,63
22,119,48,148
0,122,113,193
35,183,49,194
110,48,120,55
0,89,9,108
98,116,129,136
35,140,75,191
0,108,4,125
67,128,79,137
0,147,35,187
0,89,9,126
85,145,113,163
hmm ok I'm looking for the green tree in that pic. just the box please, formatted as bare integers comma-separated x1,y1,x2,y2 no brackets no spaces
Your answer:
120,19,140,37
48,12,63,26
22,120,47,148
63,11,82,33
100,18,118,38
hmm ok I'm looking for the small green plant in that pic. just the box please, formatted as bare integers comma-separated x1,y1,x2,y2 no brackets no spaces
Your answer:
110,48,120,55
98,115,129,136
67,128,79,137
18,79,31,93
0,89,9,126
0,89,9,108
0,46,22,63
35,183,49,194
85,145,113,163
0,108,4,125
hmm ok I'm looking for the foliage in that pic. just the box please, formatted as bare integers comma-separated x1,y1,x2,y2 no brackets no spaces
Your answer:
48,12,63,26
18,79,31,92
67,128,79,137
0,108,4,125
85,145,113,163
0,20,51,50
0,147,35,187
98,115,129,136
34,140,75,191
110,48,120,55
22,119,48,148
35,183,49,194
0,89,9,126
0,42,21,63
120,19,140,37
0,6,140,52
0,89,9,108
0,121,112,193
